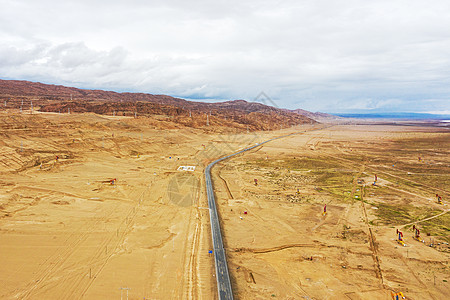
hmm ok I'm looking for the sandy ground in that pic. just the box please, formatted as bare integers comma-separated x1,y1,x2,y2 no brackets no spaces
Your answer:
1,111,449,300
0,111,277,299
211,125,449,300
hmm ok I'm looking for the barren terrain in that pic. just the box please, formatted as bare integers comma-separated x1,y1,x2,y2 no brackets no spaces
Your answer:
212,125,449,299
0,109,449,300
0,110,278,299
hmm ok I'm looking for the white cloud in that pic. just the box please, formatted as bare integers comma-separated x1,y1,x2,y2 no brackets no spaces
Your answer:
1,0,450,112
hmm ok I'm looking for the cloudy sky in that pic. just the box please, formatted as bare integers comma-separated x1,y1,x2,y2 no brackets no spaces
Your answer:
1,0,450,113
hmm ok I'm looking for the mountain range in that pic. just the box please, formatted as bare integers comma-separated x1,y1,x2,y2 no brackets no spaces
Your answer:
0,79,321,131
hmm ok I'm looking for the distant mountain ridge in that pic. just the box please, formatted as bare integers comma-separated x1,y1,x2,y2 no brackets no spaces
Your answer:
288,108,344,122
335,112,450,120
0,79,317,131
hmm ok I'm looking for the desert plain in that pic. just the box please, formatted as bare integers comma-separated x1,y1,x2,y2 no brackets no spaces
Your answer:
0,110,449,299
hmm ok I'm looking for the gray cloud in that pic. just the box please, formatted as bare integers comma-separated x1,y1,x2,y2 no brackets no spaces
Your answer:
1,0,450,112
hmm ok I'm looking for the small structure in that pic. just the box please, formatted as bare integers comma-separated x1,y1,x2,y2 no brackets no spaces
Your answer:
396,229,406,246
391,291,406,299
177,166,196,172
412,225,424,242
372,174,377,186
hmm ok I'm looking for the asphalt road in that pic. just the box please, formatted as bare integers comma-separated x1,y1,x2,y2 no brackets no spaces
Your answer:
205,132,305,300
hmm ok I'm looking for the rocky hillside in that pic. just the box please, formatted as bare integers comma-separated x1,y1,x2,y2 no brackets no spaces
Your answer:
0,79,317,131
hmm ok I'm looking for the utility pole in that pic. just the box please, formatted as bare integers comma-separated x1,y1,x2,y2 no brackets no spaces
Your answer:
120,287,130,300
30,101,33,114
206,114,209,126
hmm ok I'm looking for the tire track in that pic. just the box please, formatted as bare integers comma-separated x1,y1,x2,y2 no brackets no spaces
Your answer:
184,177,202,300
361,190,384,286
14,201,118,299
78,186,149,299
232,243,315,254
400,209,450,229
218,166,233,200
13,184,145,299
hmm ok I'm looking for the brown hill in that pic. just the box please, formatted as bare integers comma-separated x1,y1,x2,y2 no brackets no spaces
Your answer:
0,79,316,131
